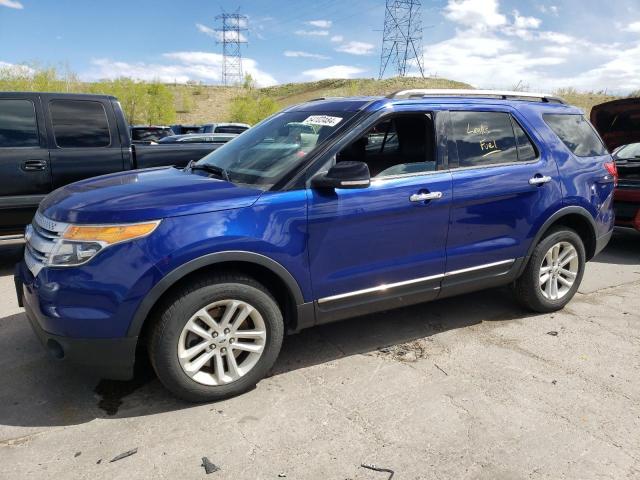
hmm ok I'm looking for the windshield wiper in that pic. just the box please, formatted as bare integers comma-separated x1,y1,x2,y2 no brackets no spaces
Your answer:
187,161,230,182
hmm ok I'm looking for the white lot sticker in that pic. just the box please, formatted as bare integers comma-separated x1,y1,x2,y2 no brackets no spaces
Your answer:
301,115,343,127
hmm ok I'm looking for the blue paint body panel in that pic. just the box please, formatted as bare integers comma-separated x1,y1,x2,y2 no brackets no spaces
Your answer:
16,95,615,378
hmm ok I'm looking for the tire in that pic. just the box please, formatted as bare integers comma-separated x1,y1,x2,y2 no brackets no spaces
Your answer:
514,227,586,313
148,273,284,402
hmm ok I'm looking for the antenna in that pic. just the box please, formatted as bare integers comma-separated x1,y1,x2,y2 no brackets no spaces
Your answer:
378,0,426,79
215,10,248,86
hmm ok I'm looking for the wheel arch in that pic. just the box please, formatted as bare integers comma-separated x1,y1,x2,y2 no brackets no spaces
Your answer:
523,206,597,273
127,251,308,339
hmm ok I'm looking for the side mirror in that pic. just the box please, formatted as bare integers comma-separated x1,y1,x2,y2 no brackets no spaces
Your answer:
311,161,371,190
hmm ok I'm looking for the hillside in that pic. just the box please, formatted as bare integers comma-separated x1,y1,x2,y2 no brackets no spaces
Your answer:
171,77,472,123
171,77,620,124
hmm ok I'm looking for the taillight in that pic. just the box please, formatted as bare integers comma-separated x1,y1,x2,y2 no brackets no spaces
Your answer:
604,161,618,187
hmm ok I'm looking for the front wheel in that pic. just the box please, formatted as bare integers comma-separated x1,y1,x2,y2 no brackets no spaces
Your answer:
514,227,586,313
148,273,284,402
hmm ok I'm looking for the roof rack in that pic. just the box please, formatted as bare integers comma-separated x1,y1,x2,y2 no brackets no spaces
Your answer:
386,89,566,104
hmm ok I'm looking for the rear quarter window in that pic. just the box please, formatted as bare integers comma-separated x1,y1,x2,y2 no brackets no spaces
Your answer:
544,113,607,157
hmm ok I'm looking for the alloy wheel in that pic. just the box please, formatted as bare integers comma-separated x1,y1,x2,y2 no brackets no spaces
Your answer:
539,241,579,301
177,299,267,386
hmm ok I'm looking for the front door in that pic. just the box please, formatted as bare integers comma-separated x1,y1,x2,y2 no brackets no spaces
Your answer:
0,95,51,234
307,111,452,323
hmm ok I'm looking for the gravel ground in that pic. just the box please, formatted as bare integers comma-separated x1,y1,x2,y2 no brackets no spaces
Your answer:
0,230,639,480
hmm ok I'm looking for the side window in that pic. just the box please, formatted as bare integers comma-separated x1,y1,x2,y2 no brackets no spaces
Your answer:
543,114,608,157
50,100,111,148
512,118,537,161
0,99,39,147
337,113,436,178
450,111,518,168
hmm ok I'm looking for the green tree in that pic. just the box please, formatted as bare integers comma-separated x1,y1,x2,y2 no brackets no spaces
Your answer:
0,65,177,125
228,93,279,125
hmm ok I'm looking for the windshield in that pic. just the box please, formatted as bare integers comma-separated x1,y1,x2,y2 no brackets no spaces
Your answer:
615,142,640,160
196,110,356,189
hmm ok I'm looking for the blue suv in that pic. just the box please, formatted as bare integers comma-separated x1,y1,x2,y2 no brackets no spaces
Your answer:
15,90,616,401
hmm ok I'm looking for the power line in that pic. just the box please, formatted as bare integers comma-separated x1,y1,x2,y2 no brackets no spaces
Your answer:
215,10,248,86
378,0,426,79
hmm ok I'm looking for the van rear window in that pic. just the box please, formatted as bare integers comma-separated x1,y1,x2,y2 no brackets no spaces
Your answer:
544,114,608,157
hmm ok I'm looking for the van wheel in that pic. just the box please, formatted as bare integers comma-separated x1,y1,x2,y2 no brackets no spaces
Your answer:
148,273,284,402
514,227,585,313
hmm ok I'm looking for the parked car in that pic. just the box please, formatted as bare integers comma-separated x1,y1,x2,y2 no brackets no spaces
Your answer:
158,133,238,144
15,90,615,402
591,98,640,231
199,122,250,135
170,124,201,135
130,125,175,144
0,92,225,235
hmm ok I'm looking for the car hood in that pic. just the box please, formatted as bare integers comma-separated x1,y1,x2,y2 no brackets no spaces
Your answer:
591,98,640,151
39,167,263,224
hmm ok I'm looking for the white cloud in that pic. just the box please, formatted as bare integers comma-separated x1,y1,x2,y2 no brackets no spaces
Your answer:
538,31,575,44
306,20,332,28
623,21,640,33
196,23,247,43
302,65,367,81
537,4,559,16
335,41,375,55
513,11,541,29
83,51,277,87
0,0,23,9
284,50,330,60
422,0,640,93
444,0,506,30
330,35,344,43
196,23,215,37
0,61,33,74
295,29,329,36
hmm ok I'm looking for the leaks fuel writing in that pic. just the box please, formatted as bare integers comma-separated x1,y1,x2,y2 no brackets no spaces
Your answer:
467,122,502,157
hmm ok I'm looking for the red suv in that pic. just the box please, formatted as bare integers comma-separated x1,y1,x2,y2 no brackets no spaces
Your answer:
592,98,640,231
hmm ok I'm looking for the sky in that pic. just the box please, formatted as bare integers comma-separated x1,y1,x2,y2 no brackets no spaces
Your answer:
1,0,640,93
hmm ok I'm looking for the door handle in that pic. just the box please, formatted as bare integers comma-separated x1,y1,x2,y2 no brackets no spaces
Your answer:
528,175,551,186
410,191,443,202
21,160,47,171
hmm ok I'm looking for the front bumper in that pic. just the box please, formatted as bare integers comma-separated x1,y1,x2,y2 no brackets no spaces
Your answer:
15,262,139,381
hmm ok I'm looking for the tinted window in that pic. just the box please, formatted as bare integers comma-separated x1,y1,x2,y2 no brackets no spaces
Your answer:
451,111,518,167
50,100,110,148
0,99,39,147
544,114,607,157
512,118,537,161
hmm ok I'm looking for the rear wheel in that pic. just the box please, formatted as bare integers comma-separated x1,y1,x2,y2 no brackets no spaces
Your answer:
149,273,284,402
514,227,585,312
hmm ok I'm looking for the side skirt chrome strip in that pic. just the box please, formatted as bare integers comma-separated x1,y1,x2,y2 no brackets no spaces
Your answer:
444,259,514,277
316,259,515,304
317,273,443,304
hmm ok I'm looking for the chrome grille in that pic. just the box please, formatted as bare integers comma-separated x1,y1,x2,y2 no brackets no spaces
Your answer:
24,212,69,277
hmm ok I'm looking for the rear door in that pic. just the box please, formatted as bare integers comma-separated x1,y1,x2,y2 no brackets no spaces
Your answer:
45,96,126,188
444,107,562,291
0,94,51,234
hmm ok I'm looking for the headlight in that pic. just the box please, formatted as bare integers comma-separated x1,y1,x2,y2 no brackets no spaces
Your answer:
47,221,160,267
